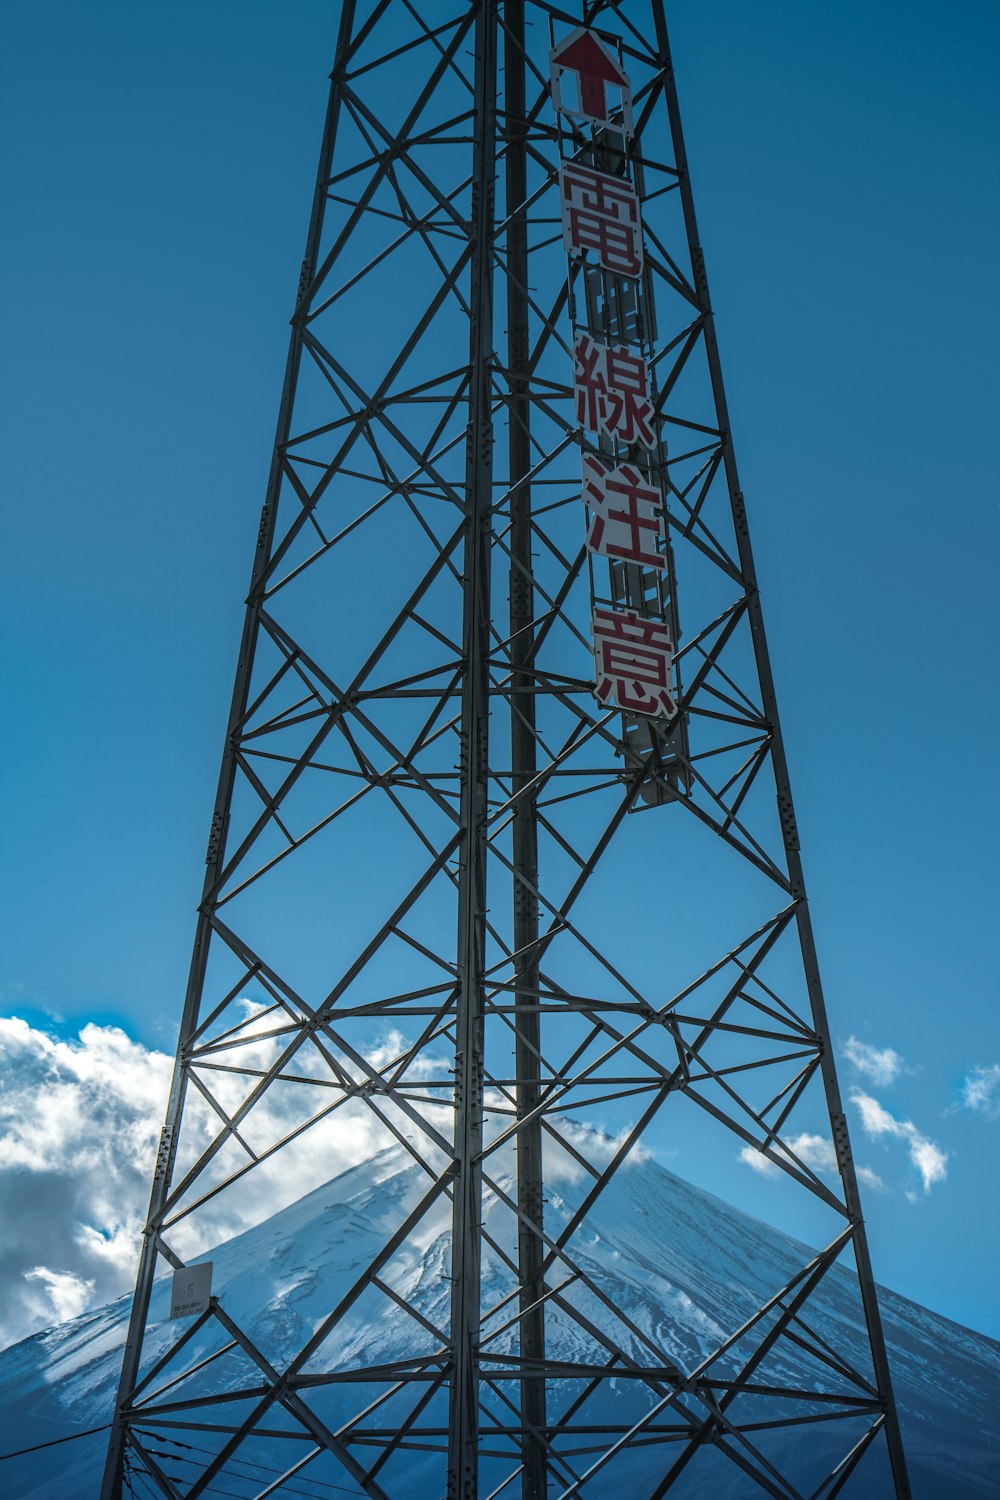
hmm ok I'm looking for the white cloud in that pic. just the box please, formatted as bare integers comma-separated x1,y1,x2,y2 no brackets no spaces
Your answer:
0,1015,173,1348
0,1012,407,1348
851,1091,947,1195
957,1063,1000,1120
24,1267,95,1323
738,1145,778,1176
738,1133,883,1191
787,1131,838,1174
784,1131,885,1191
843,1036,905,1087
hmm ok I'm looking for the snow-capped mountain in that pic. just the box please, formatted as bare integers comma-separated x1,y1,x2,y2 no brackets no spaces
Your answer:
1,1146,996,1498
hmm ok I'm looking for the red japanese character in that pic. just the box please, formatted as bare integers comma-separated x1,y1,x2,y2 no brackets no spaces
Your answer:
592,606,676,719
583,455,665,572
574,335,654,449
560,162,643,279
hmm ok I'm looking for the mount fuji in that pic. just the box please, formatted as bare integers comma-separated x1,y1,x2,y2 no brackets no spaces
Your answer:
1,1145,996,1498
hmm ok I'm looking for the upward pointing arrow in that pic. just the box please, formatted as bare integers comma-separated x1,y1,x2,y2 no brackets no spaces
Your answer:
551,30,629,123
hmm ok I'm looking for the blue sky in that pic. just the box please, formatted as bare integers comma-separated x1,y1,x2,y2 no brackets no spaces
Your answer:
1,0,998,1348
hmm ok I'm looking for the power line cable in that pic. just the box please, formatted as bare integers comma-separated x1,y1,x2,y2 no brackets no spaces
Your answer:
140,1432,364,1497
0,1421,110,1461
0,1417,384,1496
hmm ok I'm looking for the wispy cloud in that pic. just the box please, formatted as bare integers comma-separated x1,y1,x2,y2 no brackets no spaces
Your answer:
738,1145,776,1176
738,1132,884,1191
843,1036,905,1087
23,1267,94,1323
956,1063,1000,1120
850,1091,947,1195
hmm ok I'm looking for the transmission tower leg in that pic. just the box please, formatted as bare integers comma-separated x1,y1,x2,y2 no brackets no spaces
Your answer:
447,4,498,1496
97,8,357,1493
504,4,548,1497
651,4,912,1496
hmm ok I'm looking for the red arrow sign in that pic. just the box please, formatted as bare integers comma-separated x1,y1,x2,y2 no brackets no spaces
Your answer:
550,29,628,122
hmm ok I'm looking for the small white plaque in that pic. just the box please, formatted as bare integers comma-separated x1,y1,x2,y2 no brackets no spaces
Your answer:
169,1261,213,1320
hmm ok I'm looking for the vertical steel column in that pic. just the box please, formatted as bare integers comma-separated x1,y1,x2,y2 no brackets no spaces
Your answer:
504,3,547,1496
651,5,912,1496
448,3,498,1495
97,9,357,1494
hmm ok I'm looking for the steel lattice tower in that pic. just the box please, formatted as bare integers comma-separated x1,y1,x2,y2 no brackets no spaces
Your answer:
102,5,911,1498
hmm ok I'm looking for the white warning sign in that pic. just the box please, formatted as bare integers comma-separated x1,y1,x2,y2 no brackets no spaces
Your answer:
169,1261,213,1320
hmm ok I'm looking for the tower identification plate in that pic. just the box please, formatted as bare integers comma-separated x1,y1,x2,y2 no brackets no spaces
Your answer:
169,1261,212,1320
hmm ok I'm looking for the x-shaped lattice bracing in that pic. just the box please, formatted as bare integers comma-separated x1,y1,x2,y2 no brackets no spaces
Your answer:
102,4,911,1498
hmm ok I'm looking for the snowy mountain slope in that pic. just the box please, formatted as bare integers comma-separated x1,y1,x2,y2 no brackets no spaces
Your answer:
1,1146,996,1498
